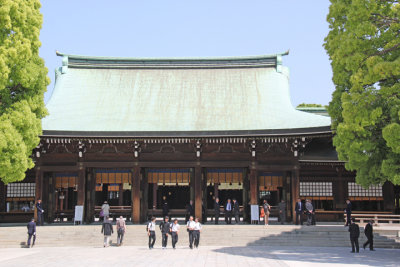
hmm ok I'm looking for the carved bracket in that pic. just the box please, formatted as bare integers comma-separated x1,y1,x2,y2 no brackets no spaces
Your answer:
195,140,202,158
291,137,308,157
78,141,86,158
133,141,141,158
250,140,256,158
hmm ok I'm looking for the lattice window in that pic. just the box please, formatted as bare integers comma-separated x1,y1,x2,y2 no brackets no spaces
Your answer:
348,182,382,197
300,182,333,197
6,183,35,198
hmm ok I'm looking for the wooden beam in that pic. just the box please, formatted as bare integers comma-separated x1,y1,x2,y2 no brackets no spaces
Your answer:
132,166,141,223
249,163,258,205
34,168,43,221
291,169,300,223
194,165,202,221
77,167,85,206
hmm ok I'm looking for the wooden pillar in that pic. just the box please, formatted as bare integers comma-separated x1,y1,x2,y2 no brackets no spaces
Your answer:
34,168,43,221
291,168,300,223
46,173,55,223
77,167,85,206
118,182,124,206
0,181,6,212
242,168,249,222
85,169,94,223
194,165,202,221
153,183,157,209
249,163,258,205
132,166,141,223
383,181,395,212
333,168,346,210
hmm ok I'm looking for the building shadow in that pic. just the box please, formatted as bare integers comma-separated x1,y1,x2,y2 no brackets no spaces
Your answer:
212,245,399,266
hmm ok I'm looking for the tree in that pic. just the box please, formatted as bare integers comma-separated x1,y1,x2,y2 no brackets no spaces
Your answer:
0,0,49,184
324,0,400,186
296,103,327,108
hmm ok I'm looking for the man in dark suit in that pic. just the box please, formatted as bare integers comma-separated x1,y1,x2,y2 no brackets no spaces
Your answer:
224,199,233,224
185,200,194,223
36,199,44,226
27,218,36,248
295,198,303,225
232,199,240,224
345,199,352,226
349,218,360,253
363,220,375,251
162,196,169,220
214,197,220,224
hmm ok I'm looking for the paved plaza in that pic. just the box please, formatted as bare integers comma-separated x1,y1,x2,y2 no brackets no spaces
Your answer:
0,245,398,267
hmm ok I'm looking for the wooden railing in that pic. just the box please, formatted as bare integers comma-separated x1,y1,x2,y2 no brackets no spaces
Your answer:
94,206,131,221
344,212,399,225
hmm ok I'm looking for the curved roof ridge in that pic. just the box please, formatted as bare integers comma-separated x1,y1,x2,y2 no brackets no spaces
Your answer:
55,50,289,62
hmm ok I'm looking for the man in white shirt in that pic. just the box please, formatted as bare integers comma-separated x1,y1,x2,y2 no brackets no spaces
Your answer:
147,217,156,249
193,217,202,248
186,216,195,249
171,218,180,249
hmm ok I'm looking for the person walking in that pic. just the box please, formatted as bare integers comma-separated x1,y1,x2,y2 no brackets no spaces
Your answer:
295,198,304,225
159,216,171,249
214,197,220,224
36,199,44,226
193,217,202,248
224,199,232,224
263,200,271,226
305,199,314,226
116,216,126,246
363,220,375,251
27,218,36,248
185,200,194,223
187,216,195,249
101,201,110,222
101,216,113,247
345,199,352,227
232,199,240,224
147,217,156,249
349,218,360,253
278,199,286,225
162,196,169,220
171,218,180,249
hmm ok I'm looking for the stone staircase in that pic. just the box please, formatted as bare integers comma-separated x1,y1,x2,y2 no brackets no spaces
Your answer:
1,224,399,249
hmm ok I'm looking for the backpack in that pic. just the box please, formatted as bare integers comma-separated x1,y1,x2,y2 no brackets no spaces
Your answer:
146,222,150,232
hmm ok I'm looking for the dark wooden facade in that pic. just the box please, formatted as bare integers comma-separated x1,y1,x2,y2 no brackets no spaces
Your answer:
0,132,386,224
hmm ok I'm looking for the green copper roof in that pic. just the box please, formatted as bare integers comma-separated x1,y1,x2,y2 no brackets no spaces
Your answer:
42,52,331,136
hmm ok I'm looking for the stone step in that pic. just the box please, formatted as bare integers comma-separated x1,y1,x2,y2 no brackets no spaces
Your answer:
1,225,398,249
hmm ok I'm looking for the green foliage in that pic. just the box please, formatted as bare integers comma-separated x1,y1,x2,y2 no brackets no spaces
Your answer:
324,0,400,186
296,103,325,108
0,0,49,184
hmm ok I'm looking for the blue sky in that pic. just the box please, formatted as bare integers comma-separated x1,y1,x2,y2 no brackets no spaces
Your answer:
39,0,333,106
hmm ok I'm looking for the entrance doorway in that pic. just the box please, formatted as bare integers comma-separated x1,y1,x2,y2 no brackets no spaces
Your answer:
94,169,132,206
146,168,191,217
205,168,247,222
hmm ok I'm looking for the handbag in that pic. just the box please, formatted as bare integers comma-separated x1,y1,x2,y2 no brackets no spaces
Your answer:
99,210,104,217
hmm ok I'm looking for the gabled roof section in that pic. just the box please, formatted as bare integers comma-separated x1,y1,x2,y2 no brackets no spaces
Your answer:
55,51,288,70
42,52,331,137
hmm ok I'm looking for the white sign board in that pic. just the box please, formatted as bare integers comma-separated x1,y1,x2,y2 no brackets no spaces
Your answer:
250,205,259,223
74,205,84,225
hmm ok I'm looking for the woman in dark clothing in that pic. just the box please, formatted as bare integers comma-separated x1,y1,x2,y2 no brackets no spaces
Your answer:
101,216,113,247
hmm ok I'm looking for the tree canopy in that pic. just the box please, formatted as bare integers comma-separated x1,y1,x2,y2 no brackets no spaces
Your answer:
296,103,327,108
0,0,49,184
324,0,400,186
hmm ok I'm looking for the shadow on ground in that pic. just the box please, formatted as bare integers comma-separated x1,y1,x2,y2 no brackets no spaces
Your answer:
212,246,399,267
